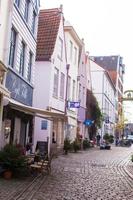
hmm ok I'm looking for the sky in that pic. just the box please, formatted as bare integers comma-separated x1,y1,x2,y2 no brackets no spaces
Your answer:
40,0,133,122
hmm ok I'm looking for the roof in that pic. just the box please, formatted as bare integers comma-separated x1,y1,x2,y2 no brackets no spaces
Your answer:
64,21,82,48
91,56,119,71
36,8,62,61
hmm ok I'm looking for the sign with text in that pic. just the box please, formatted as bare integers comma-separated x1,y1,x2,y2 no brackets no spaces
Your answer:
68,101,80,108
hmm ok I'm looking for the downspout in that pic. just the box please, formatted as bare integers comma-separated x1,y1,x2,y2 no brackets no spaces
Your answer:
101,71,105,139
64,64,70,138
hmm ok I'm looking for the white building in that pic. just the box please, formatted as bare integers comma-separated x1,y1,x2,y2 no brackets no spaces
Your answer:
90,59,116,138
1,0,40,148
0,0,12,148
33,7,67,152
64,21,82,141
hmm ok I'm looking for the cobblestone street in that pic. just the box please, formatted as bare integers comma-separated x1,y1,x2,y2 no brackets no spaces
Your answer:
0,146,133,200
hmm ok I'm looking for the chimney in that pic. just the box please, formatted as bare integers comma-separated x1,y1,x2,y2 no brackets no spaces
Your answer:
60,4,63,12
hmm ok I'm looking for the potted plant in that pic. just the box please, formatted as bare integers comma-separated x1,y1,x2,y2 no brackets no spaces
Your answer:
72,138,80,153
0,144,27,179
83,138,90,150
63,138,71,154
102,133,114,150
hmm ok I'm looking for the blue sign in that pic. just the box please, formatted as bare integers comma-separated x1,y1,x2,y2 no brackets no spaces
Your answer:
84,119,94,126
68,101,80,108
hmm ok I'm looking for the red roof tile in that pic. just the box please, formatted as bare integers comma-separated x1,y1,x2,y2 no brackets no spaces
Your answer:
36,8,62,61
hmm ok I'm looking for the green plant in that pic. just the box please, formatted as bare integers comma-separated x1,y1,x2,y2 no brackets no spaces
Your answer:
71,138,80,152
83,138,90,150
0,144,28,177
103,133,114,144
131,155,133,162
63,138,71,154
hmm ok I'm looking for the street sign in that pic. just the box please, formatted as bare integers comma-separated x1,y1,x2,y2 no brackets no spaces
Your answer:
83,119,94,126
68,101,80,108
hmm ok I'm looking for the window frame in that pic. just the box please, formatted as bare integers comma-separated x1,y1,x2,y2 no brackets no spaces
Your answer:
53,67,59,97
69,40,73,61
19,40,25,76
31,10,36,34
24,0,30,22
60,72,65,99
58,37,63,60
27,51,33,82
8,27,17,68
74,47,77,64
15,0,20,7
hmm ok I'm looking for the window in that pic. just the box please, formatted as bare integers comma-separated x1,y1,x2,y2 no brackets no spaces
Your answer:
19,41,25,76
24,0,30,22
53,67,59,97
78,83,81,101
27,51,32,81
15,0,20,7
41,120,47,130
58,37,63,60
69,40,73,61
72,80,76,101
9,27,17,68
67,76,71,100
74,47,77,64
82,87,85,105
31,10,36,34
60,72,65,99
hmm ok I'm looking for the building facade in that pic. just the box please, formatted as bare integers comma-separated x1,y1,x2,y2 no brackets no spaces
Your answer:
92,56,125,138
2,0,40,148
64,21,82,141
33,7,67,152
0,0,12,148
90,59,116,138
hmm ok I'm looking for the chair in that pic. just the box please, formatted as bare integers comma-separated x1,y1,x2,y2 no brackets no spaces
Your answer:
29,153,51,175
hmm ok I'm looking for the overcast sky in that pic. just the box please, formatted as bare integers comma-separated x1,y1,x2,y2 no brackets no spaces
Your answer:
40,0,133,121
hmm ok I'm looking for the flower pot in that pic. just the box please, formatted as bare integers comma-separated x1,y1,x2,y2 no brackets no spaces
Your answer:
3,170,12,180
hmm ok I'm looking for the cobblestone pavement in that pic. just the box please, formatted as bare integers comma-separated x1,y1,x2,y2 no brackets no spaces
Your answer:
0,146,133,200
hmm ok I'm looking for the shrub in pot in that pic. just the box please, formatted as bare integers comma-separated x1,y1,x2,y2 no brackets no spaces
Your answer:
0,144,28,179
72,138,80,153
63,138,71,154
83,138,90,150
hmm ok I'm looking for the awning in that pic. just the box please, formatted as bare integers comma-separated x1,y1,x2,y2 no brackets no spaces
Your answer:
6,98,66,120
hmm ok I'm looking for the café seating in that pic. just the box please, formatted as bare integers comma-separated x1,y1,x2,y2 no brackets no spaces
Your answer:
29,153,52,175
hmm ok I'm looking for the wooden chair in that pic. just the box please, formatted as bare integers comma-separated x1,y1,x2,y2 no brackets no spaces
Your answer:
29,153,51,175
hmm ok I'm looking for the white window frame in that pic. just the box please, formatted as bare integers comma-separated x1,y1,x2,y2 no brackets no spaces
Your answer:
53,67,59,97
60,72,65,99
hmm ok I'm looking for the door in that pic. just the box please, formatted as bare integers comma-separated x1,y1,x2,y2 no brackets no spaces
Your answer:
20,120,27,147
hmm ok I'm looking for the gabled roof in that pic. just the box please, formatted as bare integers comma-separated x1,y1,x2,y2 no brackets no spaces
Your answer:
64,21,82,48
90,56,119,71
36,8,62,61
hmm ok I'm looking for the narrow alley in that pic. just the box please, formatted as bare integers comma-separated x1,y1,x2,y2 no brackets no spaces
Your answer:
0,146,133,200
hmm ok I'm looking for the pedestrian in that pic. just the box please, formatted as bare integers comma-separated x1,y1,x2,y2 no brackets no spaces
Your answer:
96,133,101,146
115,136,119,146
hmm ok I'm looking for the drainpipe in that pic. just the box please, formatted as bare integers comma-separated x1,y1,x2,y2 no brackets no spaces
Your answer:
101,71,105,139
64,64,70,138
